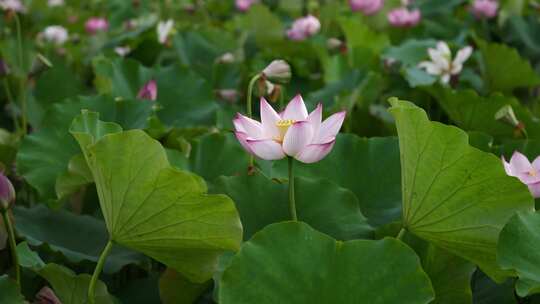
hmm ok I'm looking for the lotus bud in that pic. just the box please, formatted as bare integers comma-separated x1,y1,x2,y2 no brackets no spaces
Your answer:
471,0,498,19
0,172,15,210
216,52,235,64
35,287,61,304
262,60,291,84
137,80,157,101
495,105,520,128
217,89,239,103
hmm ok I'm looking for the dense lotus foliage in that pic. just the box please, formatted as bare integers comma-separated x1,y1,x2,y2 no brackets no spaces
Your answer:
1,0,540,303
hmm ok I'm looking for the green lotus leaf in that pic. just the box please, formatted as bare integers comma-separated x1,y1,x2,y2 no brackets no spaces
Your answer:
478,40,540,93
0,275,25,304
498,211,540,297
70,111,242,282
220,222,434,304
14,205,145,274
212,173,372,240
271,134,401,228
388,98,534,282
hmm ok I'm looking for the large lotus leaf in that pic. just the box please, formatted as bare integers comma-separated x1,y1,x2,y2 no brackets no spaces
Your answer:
212,173,372,240
220,222,434,304
382,39,437,66
478,40,540,92
190,132,249,181
428,87,540,139
92,57,218,127
14,205,145,274
55,153,94,200
271,134,401,227
16,242,114,304
388,98,534,282
69,111,242,282
159,268,211,304
38,264,115,304
16,95,153,201
0,275,24,304
34,62,85,106
402,233,475,304
497,211,540,297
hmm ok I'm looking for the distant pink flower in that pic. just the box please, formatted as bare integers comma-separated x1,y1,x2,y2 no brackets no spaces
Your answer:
287,15,321,41
236,0,257,12
234,95,346,163
387,7,421,28
85,17,109,35
502,151,540,198
471,0,498,19
349,0,384,15
137,80,157,101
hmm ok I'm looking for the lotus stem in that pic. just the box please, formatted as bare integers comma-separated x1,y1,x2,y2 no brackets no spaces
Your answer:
14,13,27,135
288,157,298,221
1,210,20,289
246,73,261,168
88,240,113,304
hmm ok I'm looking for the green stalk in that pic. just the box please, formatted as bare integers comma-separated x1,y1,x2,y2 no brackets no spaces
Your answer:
3,79,20,132
1,210,20,289
288,157,297,221
396,227,406,241
246,73,261,168
14,13,27,135
88,240,113,304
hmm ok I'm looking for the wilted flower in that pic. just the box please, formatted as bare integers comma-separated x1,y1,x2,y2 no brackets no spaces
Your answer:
387,7,421,27
35,287,61,304
137,80,157,101
0,172,15,210
287,15,321,41
85,17,109,35
41,25,69,46
349,0,384,15
471,0,498,19
157,19,174,44
262,60,291,84
234,95,346,163
47,0,64,7
236,0,257,12
114,46,131,57
418,41,472,84
502,152,540,198
0,0,25,12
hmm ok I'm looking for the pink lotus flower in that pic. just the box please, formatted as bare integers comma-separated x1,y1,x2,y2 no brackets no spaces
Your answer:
349,0,384,15
0,0,26,13
387,7,421,28
234,95,346,163
85,17,109,35
0,172,15,210
287,15,321,41
137,80,157,101
471,0,498,19
35,287,61,304
502,151,540,198
236,0,257,12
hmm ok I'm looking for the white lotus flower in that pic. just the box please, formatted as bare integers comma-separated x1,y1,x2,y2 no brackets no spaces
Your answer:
418,41,473,84
41,25,69,46
157,19,174,44
47,0,64,7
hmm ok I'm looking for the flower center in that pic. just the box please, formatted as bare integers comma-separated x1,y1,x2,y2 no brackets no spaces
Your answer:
529,170,537,177
276,119,295,142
